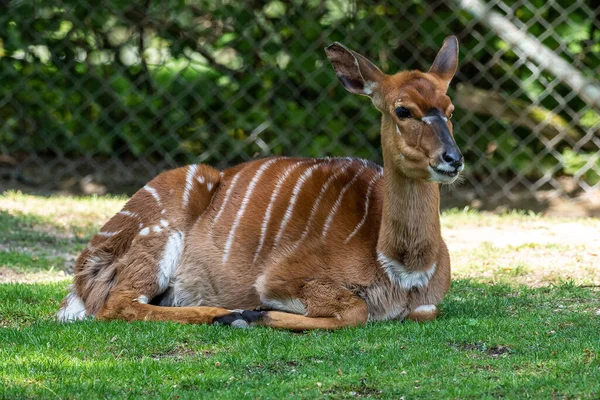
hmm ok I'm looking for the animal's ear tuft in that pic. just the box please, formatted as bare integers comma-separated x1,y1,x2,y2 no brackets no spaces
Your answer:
325,42,384,97
428,35,459,90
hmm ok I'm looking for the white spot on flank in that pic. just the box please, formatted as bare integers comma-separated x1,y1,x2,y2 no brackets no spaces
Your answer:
272,163,321,250
321,165,368,241
97,230,121,237
207,182,214,191
377,252,436,289
213,171,242,226
139,223,144,229
345,172,382,243
160,219,169,228
118,210,138,218
152,225,162,233
253,160,310,263
290,162,351,253
196,175,205,184
140,227,150,236
161,209,166,214
157,231,184,291
182,164,198,208
144,185,162,206
135,295,149,304
223,158,279,264
56,291,87,322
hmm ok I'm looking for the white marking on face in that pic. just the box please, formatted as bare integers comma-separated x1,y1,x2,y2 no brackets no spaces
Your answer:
207,182,213,191
222,158,279,264
421,115,448,125
272,163,322,250
118,210,138,218
344,172,382,243
196,175,205,184
321,165,368,241
253,161,310,263
290,161,351,253
213,171,242,226
182,164,198,208
144,185,162,206
97,231,121,237
434,163,456,172
377,252,436,289
396,125,402,136
140,227,150,236
157,231,184,291
56,291,87,322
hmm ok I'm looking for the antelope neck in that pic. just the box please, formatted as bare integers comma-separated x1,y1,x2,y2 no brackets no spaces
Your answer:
377,118,441,273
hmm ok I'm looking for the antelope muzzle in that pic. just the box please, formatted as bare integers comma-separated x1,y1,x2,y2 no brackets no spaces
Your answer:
423,109,464,183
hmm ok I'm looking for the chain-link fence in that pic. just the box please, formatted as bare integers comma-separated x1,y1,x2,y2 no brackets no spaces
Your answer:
1,0,599,205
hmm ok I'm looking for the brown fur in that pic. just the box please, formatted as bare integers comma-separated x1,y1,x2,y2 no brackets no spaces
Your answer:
58,36,462,330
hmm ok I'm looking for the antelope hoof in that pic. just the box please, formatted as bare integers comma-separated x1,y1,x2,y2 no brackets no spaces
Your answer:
407,304,438,322
213,310,266,328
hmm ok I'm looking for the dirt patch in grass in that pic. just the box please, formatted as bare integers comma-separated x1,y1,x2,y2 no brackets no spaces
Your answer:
452,342,512,358
0,267,71,284
444,214,600,286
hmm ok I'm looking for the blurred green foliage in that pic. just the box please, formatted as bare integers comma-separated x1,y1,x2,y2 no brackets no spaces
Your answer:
0,0,598,184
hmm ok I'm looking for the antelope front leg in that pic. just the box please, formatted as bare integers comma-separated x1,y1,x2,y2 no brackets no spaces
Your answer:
258,300,368,331
407,251,451,322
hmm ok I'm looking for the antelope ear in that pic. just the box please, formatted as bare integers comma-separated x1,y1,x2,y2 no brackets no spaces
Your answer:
325,42,384,97
429,36,459,89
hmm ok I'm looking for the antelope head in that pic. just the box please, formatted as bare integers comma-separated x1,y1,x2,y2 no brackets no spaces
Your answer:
325,36,463,184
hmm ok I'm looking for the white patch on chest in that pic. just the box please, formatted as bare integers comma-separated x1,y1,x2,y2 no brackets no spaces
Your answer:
377,252,436,289
56,291,87,322
157,231,185,292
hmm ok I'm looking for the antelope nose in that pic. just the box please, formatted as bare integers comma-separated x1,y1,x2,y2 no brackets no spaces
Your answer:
441,150,463,169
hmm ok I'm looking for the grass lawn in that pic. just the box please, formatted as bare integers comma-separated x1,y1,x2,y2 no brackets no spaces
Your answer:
1,191,599,398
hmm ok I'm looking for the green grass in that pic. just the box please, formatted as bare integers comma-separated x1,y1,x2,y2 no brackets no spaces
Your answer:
0,281,599,398
1,191,600,398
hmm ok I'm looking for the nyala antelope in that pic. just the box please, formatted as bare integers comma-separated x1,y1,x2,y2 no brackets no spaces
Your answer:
58,36,464,330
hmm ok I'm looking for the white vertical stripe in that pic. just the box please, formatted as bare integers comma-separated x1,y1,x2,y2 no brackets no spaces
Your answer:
118,210,138,218
344,172,382,243
144,185,162,206
289,161,351,253
253,160,310,263
222,158,279,264
321,165,368,241
272,163,321,250
97,230,121,237
212,171,243,226
182,164,198,208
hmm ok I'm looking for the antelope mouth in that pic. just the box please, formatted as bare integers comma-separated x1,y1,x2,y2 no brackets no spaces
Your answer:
433,167,458,177
427,165,462,184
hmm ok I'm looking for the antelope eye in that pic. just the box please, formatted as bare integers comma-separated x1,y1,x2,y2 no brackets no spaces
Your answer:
395,106,411,119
